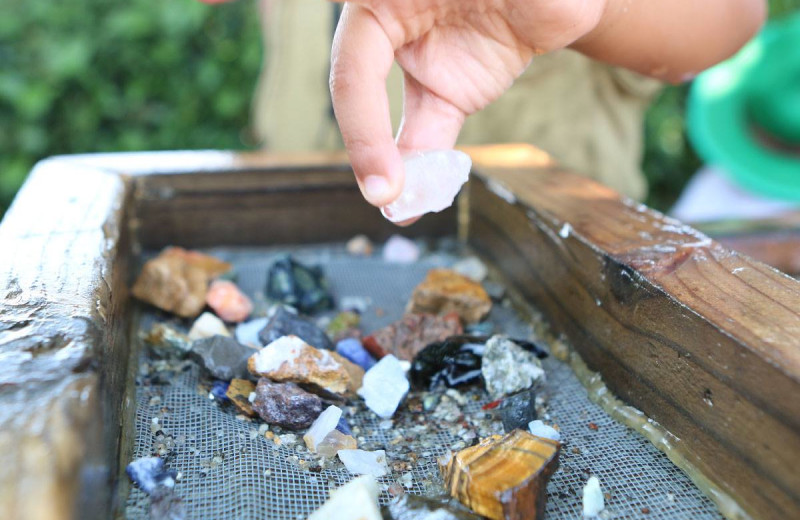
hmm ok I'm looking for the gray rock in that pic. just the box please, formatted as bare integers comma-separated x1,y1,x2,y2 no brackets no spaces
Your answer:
190,335,255,380
499,389,537,432
481,335,545,398
252,379,323,430
258,306,333,350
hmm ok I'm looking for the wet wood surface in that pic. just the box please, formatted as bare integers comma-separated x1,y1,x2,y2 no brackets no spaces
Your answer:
466,145,800,520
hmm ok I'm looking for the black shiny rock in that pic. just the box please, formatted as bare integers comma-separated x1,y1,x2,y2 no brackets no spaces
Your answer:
266,256,333,314
409,335,549,391
252,379,323,430
409,335,486,390
382,494,482,520
190,335,255,381
499,388,537,431
258,306,333,350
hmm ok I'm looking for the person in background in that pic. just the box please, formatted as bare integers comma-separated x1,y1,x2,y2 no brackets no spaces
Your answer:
205,0,765,209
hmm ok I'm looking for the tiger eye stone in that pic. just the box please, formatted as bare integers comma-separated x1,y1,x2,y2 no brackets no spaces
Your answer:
440,429,561,520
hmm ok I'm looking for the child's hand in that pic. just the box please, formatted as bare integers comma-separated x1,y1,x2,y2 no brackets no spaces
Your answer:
330,0,765,208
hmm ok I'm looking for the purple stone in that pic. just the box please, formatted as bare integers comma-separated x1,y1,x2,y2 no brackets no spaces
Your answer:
210,381,229,401
252,379,323,430
335,415,352,435
335,338,376,370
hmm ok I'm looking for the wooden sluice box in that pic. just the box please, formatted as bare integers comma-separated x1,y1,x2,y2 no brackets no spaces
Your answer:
0,145,797,520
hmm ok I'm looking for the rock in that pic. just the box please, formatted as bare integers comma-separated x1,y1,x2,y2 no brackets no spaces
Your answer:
336,338,376,371
266,255,333,314
358,355,409,418
235,317,269,347
327,311,362,342
482,281,506,302
150,487,186,520
190,335,255,381
382,494,484,520
132,247,231,318
346,234,374,256
188,312,230,341
582,476,604,517
407,269,491,324
205,280,253,323
452,256,488,282
336,415,352,435
409,335,486,390
440,430,560,520
252,379,322,429
316,429,358,458
380,150,471,222
464,321,493,336
382,235,420,263
304,405,342,452
338,449,389,477
258,306,333,350
308,475,382,520
226,378,256,417
210,381,229,401
126,456,177,495
499,389,537,432
528,420,561,442
143,323,192,357
363,313,462,360
481,335,545,398
248,335,364,396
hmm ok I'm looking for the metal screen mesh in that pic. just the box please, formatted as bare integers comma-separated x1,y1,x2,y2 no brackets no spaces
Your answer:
126,245,722,519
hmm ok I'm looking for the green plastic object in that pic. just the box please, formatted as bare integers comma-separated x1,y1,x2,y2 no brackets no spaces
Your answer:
688,12,800,201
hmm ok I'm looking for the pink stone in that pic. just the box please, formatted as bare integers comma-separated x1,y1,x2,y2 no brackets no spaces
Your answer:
206,280,253,323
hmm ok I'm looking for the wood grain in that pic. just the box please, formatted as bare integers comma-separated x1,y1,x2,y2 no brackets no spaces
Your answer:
466,149,800,520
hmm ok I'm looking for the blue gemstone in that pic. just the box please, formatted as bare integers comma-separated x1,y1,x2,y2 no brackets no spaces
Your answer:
211,380,230,401
335,338,376,370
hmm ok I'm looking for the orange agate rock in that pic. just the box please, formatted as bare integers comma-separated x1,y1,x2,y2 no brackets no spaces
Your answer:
407,269,491,324
440,429,561,520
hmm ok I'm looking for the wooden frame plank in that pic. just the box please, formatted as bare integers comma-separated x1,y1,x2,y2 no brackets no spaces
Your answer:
466,145,800,520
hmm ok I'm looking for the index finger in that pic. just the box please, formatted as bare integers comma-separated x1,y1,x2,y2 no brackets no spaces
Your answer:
330,3,404,207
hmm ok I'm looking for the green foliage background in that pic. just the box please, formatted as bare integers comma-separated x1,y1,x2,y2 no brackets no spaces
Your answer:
0,0,798,217
0,0,262,216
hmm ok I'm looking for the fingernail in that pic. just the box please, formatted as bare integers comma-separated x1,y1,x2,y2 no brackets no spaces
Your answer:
364,175,390,203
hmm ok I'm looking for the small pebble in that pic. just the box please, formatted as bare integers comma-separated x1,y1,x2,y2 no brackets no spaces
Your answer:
583,476,605,517
382,235,420,263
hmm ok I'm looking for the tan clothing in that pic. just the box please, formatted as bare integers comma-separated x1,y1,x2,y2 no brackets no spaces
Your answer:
253,0,661,200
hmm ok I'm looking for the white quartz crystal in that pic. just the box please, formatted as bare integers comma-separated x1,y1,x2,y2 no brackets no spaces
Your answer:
357,355,409,418
234,317,268,347
381,150,471,222
304,405,343,452
308,475,381,520
382,235,420,264
453,256,488,282
582,476,605,517
528,420,561,442
337,449,389,477
188,312,230,341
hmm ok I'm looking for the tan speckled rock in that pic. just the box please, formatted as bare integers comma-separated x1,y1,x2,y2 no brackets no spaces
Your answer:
407,269,491,324
132,247,231,318
248,335,363,396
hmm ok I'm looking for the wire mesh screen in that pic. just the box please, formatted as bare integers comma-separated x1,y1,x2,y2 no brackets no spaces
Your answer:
126,244,723,519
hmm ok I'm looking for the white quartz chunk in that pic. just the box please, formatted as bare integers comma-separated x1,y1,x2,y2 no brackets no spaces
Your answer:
528,420,561,442
453,256,488,282
308,475,381,520
304,405,343,452
337,449,389,477
582,476,605,517
357,355,409,418
188,312,230,341
382,235,420,264
381,150,471,222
